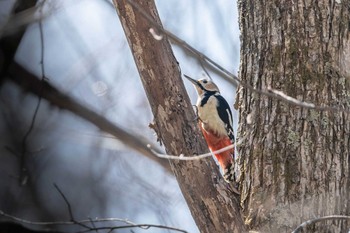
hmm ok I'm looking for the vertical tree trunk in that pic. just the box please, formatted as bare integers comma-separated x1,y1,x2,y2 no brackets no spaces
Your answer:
113,1,246,232
237,0,350,232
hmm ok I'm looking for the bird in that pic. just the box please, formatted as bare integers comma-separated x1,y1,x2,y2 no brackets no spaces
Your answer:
185,75,235,183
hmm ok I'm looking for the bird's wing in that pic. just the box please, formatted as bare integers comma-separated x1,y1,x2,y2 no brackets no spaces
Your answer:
215,94,235,143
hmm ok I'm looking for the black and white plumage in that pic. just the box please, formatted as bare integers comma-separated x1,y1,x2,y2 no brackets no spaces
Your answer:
185,75,236,183
186,76,234,141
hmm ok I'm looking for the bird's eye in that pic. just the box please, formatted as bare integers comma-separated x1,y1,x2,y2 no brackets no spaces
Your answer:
202,80,208,84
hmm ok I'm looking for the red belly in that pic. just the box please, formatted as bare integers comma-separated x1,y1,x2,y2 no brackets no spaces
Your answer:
199,124,234,171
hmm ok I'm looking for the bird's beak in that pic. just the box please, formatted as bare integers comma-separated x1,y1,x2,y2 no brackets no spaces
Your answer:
184,75,199,86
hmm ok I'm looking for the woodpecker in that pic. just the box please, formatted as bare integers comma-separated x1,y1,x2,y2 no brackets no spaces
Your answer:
185,75,235,183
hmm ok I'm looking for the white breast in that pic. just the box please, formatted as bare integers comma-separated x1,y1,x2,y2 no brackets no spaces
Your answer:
197,95,227,137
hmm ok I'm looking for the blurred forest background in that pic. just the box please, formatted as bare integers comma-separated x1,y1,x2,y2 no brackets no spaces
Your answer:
0,0,240,232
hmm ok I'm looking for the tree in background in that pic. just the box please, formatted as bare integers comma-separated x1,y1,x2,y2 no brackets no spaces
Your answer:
237,1,350,232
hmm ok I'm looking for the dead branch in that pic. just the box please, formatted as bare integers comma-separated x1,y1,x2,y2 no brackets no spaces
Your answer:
19,1,46,185
53,184,92,231
292,215,350,233
124,0,350,114
0,209,188,233
7,61,173,173
7,63,237,166
0,3,47,37
0,184,189,232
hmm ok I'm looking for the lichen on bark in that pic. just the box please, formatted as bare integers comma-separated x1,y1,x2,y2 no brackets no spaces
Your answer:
237,0,350,232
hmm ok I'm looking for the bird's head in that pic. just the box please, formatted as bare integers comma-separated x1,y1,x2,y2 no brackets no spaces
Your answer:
184,75,220,96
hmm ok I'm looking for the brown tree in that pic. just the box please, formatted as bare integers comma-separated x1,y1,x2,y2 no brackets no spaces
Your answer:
114,0,350,232
237,0,350,232
113,0,246,233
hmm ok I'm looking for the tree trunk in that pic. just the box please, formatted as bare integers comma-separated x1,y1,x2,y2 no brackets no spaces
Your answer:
237,0,350,232
113,0,246,232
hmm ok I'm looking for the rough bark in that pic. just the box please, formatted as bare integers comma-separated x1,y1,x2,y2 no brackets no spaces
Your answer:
113,0,246,232
237,0,350,232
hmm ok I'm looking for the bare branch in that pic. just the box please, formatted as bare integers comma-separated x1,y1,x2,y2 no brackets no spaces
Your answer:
19,1,46,185
148,144,234,161
53,184,92,231
0,1,82,37
0,5,44,37
268,88,316,108
88,217,99,233
123,0,238,84
53,184,75,222
0,209,188,233
7,62,174,172
8,62,236,166
79,224,188,233
292,215,350,233
124,0,350,114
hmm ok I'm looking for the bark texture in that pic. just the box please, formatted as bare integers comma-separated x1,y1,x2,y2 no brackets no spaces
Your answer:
237,0,350,232
113,0,246,232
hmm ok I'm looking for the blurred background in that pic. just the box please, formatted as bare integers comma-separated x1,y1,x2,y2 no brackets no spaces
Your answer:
0,0,240,232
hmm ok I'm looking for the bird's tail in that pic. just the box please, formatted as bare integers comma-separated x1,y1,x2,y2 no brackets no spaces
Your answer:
199,126,235,183
209,137,235,183
222,162,235,183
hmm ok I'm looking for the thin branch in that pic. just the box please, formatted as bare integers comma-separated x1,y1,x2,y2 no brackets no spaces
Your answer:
292,215,350,233
124,0,350,114
123,0,238,85
8,62,234,168
19,1,46,185
0,209,141,226
0,209,188,233
0,0,86,37
53,184,75,221
199,58,212,80
53,184,92,231
79,224,188,233
148,144,234,161
8,62,174,172
268,88,316,108
88,217,99,233
0,5,48,37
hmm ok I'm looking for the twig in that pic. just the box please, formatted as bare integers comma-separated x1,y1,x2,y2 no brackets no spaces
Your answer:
148,144,234,161
9,62,174,173
9,63,234,169
53,184,92,231
88,217,99,233
292,215,350,233
268,88,316,108
0,209,142,226
124,0,238,85
124,0,350,114
0,4,49,37
199,59,212,80
53,184,75,220
79,224,188,233
19,1,46,185
0,209,188,233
